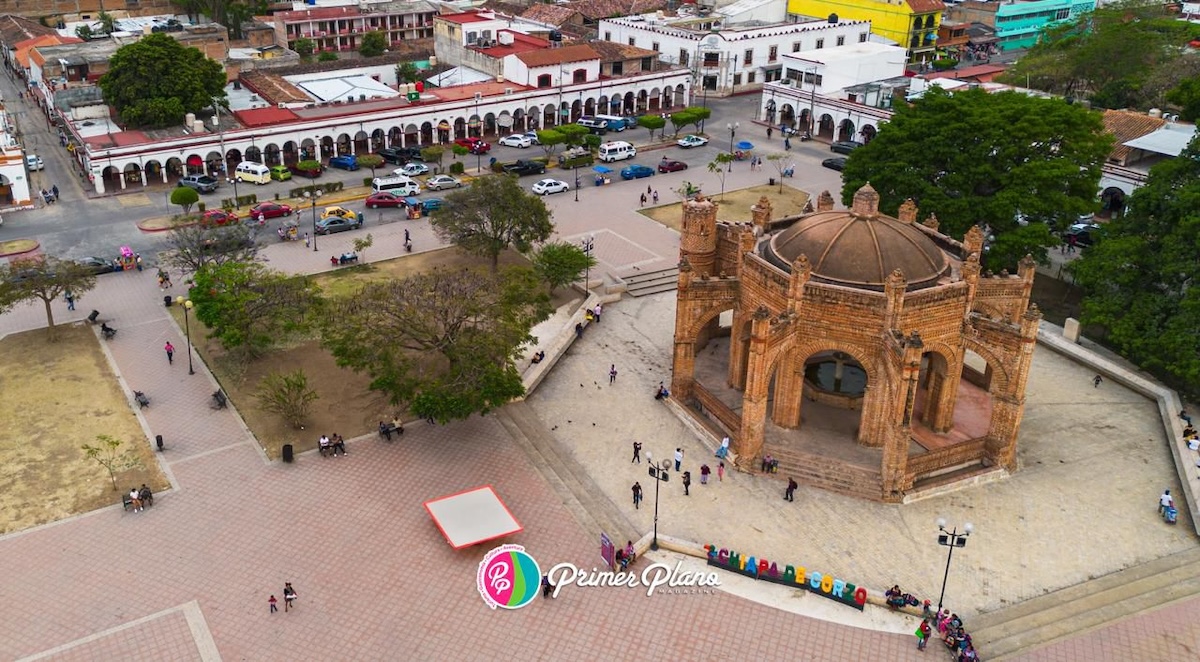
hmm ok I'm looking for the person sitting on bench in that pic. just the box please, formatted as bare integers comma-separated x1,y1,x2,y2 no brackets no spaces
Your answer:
654,382,669,400
330,255,339,267
212,390,228,409
530,350,545,365
128,488,143,512
332,434,347,456
138,484,154,507
319,434,332,457
379,420,402,440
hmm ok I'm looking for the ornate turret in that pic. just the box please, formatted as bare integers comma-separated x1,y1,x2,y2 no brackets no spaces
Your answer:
680,196,719,277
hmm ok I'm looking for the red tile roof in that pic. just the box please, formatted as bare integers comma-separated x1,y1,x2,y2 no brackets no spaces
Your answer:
439,11,492,24
430,81,531,102
520,4,582,26
573,0,668,21
477,30,550,58
235,106,302,128
1102,109,1166,163
515,44,599,67
906,0,947,14
13,35,82,68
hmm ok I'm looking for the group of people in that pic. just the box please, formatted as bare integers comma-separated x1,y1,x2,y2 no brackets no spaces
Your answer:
40,185,60,204
330,251,359,266
613,540,637,571
760,454,779,473
911,605,977,660
318,434,347,457
638,187,659,207
127,484,153,512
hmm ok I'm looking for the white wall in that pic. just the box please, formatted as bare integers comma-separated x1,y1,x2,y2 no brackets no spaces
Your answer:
285,63,400,88
501,58,600,88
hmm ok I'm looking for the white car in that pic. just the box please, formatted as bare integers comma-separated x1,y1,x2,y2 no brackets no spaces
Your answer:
524,131,540,145
531,178,570,196
26,154,44,171
395,163,429,177
425,174,462,191
498,134,532,148
677,135,709,149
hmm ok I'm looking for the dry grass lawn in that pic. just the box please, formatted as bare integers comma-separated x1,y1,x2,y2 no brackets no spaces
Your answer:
0,325,169,534
640,184,810,231
184,247,576,459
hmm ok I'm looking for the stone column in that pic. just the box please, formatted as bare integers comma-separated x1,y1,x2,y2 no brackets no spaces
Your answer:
985,305,1042,470
726,306,749,390
750,196,773,235
671,259,696,400
736,306,774,466
772,348,802,428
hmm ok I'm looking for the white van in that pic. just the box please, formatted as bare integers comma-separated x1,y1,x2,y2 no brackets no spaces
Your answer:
598,141,636,163
576,117,609,134
372,176,421,196
234,161,271,185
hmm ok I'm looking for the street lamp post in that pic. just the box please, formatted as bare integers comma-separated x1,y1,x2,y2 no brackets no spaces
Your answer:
727,122,739,172
175,296,195,375
574,164,580,202
304,188,323,252
648,458,670,551
934,519,973,615
581,233,594,293
211,98,239,209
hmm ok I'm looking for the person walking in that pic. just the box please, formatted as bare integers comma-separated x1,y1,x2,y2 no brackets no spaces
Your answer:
593,303,602,323
304,232,311,248
632,481,642,509
652,190,659,204
632,441,642,464
766,126,773,139
135,254,143,272
1160,489,1173,515
784,477,798,502
699,464,710,485
674,447,683,471
639,192,646,207
269,595,278,614
682,471,691,496
542,574,555,599
784,137,791,151
609,364,617,384
65,290,75,311
916,619,931,651
283,583,297,612
717,461,725,482
1093,374,1102,388
164,341,175,365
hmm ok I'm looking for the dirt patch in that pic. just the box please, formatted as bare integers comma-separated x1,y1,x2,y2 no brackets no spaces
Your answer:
640,184,811,231
0,325,169,534
186,247,576,459
0,238,40,257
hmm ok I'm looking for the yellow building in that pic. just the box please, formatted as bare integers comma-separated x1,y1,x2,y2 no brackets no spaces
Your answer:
787,0,945,63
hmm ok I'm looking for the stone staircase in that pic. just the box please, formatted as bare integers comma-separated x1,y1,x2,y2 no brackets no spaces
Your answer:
495,402,637,545
622,264,679,297
970,546,1200,660
763,445,883,501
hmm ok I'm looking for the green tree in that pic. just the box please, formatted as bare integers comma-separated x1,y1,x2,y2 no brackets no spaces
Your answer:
97,11,116,35
432,175,555,272
75,24,93,41
294,37,315,59
224,1,256,40
170,185,200,214
1071,136,1200,393
638,114,666,140
98,33,227,129
687,107,711,132
839,87,1110,271
766,153,788,193
531,241,596,292
536,129,566,157
190,261,321,358
81,435,143,491
359,30,387,58
421,146,445,168
707,153,733,199
318,51,338,62
356,153,384,179
320,267,552,423
1167,77,1200,122
352,233,374,263
555,124,589,146
0,257,97,341
451,144,470,160
669,108,698,137
254,369,319,428
396,61,420,83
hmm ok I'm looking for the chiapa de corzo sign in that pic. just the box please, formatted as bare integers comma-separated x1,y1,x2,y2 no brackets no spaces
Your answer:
704,544,868,611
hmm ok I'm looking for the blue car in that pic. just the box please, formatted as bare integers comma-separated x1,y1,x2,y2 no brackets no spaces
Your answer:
620,164,655,180
402,197,444,215
328,155,359,171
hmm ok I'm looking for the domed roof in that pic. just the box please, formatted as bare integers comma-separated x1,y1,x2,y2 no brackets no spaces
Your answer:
764,184,951,291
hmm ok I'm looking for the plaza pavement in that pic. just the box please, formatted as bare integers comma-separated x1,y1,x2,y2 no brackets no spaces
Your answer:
1,139,1198,660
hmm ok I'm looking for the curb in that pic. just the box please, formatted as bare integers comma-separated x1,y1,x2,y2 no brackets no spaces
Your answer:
0,241,41,258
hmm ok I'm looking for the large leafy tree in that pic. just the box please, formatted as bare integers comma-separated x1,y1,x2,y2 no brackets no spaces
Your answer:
431,175,554,272
190,261,320,358
531,241,595,292
163,221,259,274
359,30,387,58
320,267,552,423
98,33,226,129
0,257,97,341
1070,137,1200,393
840,87,1111,271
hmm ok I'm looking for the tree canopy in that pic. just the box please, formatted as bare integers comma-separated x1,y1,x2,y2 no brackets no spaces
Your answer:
98,33,226,129
359,30,387,58
163,220,259,274
190,261,320,358
1070,136,1200,394
531,241,595,292
839,87,1111,271
431,175,554,271
320,267,551,423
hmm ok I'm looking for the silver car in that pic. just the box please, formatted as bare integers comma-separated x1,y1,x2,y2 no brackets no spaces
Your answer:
425,174,462,191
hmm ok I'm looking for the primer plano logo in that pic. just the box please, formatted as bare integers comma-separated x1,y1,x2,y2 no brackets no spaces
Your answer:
477,544,541,610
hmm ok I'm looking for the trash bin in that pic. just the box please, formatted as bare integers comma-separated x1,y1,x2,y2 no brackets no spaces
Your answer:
155,434,163,451
163,296,173,307
769,178,776,186
282,444,294,463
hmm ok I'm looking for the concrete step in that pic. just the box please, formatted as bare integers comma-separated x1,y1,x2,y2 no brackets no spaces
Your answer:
628,281,679,297
972,546,1200,660
764,446,882,501
624,266,678,297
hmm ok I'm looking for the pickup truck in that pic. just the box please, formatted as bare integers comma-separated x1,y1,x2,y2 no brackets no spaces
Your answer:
179,174,219,193
558,147,594,170
500,159,547,176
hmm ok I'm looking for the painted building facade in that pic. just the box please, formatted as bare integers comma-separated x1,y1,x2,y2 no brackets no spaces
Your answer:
786,0,946,62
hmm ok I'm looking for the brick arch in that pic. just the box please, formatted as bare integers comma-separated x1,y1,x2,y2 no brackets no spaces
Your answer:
766,337,879,388
920,341,960,374
682,298,739,342
960,338,1010,394
972,302,1007,323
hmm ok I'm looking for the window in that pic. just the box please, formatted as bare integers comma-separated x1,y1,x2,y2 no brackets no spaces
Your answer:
815,39,824,49
628,37,635,46
652,41,659,52
537,74,552,88
733,73,742,86
467,30,477,44
859,32,868,43
611,61,624,75
703,52,719,67
573,68,587,83
764,69,782,83
792,41,801,53
747,71,756,83
641,56,653,70
604,31,611,41
680,49,689,66
482,30,492,41
744,49,753,64
768,46,778,61
836,36,845,46
1055,8,1069,19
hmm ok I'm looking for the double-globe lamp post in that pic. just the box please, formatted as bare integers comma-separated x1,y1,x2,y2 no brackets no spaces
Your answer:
304,187,322,252
581,234,595,294
935,518,973,615
727,122,739,172
174,296,195,375
645,451,670,551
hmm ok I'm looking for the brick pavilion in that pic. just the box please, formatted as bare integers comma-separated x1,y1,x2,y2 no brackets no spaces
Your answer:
670,184,1042,501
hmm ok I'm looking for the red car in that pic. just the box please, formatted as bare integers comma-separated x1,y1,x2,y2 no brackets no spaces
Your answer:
249,202,293,221
201,209,239,226
658,158,689,173
454,137,491,155
365,191,407,208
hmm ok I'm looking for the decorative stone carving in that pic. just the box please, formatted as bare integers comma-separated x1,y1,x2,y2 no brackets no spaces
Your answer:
922,214,939,231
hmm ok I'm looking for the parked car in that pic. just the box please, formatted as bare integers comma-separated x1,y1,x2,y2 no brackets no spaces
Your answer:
288,162,323,178
328,155,359,171
1064,222,1101,247
179,174,219,193
365,191,407,208
658,159,688,173
26,154,44,171
498,134,533,148
524,131,541,145
454,137,491,154
201,209,239,226
821,157,847,171
269,165,292,181
502,160,547,176
677,135,708,149
395,162,429,177
316,208,363,234
531,178,570,195
830,141,864,155
620,164,655,180
73,256,120,275
425,174,462,191
321,206,358,222
249,202,293,220
378,146,423,164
